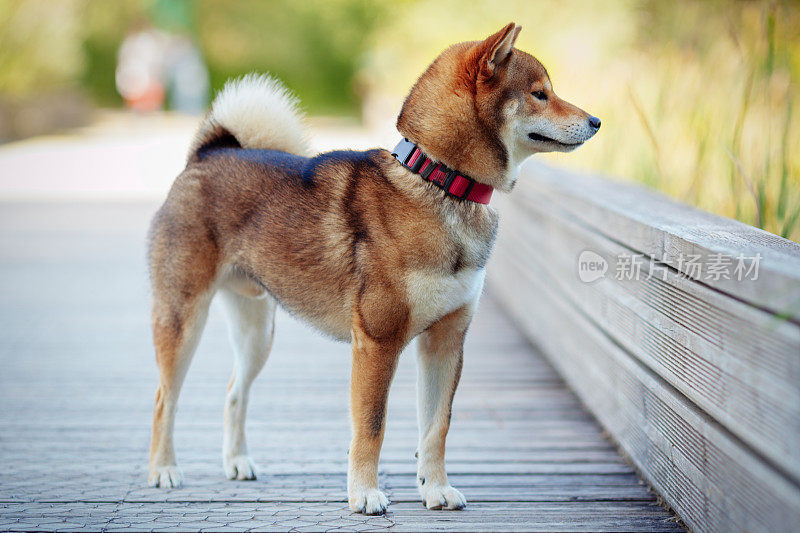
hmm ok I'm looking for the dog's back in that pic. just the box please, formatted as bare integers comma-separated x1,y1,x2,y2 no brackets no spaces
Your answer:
149,74,491,342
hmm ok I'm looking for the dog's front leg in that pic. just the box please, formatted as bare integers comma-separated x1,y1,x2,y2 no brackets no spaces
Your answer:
347,311,403,515
415,305,472,510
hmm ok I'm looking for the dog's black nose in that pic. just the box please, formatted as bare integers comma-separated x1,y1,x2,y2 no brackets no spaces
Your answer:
589,116,601,129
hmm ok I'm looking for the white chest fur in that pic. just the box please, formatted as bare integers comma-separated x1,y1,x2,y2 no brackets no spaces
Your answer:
405,267,485,337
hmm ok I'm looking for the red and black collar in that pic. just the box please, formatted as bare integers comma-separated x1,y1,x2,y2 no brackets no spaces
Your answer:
392,138,493,205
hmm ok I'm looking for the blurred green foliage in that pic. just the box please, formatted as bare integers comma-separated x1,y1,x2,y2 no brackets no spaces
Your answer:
0,0,384,114
0,0,85,98
194,0,385,115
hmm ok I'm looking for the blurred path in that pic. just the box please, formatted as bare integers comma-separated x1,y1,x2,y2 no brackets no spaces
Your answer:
0,112,390,201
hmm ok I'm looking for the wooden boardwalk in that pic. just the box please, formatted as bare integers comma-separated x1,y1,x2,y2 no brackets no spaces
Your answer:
0,202,682,532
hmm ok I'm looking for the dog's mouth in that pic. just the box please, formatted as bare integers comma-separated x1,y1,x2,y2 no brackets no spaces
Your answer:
527,132,583,147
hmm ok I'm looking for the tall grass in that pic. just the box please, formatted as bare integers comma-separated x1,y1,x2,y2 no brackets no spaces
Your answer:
564,0,800,240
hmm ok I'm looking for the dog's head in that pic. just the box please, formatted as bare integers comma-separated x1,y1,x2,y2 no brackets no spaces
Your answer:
397,23,599,191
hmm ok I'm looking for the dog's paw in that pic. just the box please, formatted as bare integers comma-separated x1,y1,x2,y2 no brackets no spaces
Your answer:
224,455,258,481
349,487,389,515
148,466,184,489
419,483,466,510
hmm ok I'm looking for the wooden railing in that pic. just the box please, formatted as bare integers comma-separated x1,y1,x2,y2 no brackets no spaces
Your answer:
487,161,800,533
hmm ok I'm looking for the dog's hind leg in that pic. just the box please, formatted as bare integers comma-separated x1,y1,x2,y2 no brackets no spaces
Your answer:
148,210,220,489
148,288,213,488
219,288,276,481
414,305,473,510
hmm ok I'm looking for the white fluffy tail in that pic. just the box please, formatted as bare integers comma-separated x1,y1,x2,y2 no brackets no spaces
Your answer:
190,73,309,157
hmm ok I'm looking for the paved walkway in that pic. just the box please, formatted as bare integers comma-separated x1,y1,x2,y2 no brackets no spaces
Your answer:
0,202,682,532
0,113,379,202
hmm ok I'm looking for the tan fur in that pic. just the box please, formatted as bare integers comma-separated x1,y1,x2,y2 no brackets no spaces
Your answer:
147,23,598,513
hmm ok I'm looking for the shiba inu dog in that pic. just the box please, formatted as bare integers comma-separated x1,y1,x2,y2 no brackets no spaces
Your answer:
147,22,599,515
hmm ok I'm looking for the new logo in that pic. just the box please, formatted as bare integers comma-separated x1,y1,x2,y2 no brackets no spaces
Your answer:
577,250,608,283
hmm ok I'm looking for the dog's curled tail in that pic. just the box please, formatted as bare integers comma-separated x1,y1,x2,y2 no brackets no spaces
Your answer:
189,73,310,159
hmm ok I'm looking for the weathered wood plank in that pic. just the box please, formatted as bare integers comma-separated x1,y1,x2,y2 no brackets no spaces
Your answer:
498,191,800,482
516,161,800,317
489,223,800,532
387,502,682,532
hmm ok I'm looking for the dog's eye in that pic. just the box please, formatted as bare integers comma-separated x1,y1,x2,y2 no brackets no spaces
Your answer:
531,91,548,101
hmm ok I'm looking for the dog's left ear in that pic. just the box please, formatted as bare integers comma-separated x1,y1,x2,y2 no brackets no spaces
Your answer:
480,22,522,77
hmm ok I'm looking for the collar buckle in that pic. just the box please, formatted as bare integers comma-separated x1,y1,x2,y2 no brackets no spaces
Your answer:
391,138,416,167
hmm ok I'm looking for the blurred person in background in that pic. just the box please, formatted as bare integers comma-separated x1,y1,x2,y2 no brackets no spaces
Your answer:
115,19,208,114
166,35,209,114
115,21,168,112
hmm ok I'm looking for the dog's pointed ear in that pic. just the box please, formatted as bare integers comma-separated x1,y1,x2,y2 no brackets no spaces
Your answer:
480,23,522,76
